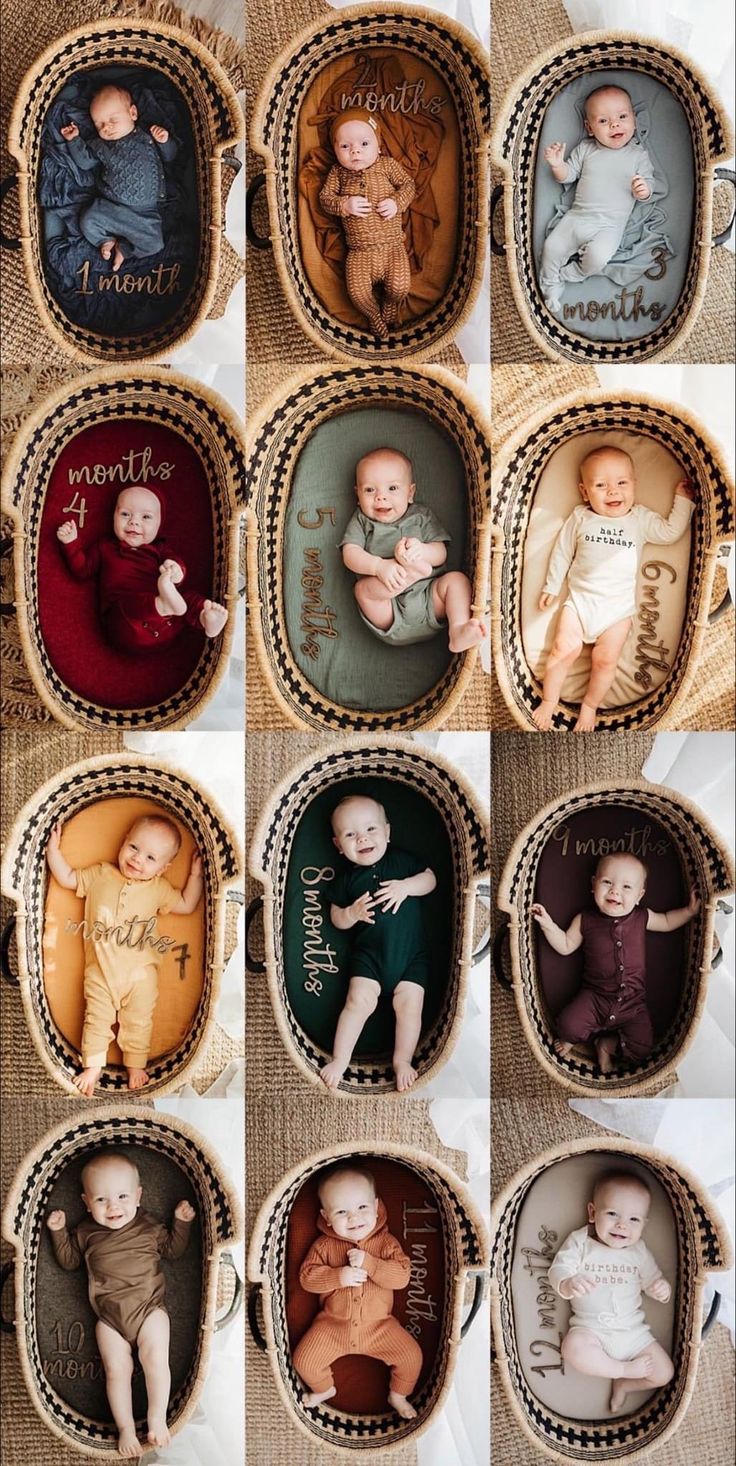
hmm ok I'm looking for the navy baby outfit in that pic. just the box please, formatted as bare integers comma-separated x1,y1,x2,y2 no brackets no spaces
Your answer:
68,128,177,260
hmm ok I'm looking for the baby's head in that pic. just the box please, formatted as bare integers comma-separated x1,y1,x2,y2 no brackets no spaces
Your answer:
583,85,636,150
318,1164,379,1241
331,794,390,867
354,447,416,525
588,1169,651,1249
118,815,181,883
113,485,162,548
89,85,138,142
591,852,647,917
578,446,636,518
330,108,380,171
81,1150,142,1230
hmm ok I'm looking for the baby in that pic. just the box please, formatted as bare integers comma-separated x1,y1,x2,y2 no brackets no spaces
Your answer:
60,84,177,273
549,1169,674,1413
293,1164,422,1420
57,483,228,652
322,794,436,1093
46,813,203,1094
319,108,416,340
539,84,655,314
533,446,694,731
47,1149,195,1458
532,852,699,1072
341,446,486,653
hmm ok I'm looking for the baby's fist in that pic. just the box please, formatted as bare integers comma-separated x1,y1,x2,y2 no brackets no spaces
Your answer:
674,478,695,501
175,1200,196,1223
347,1248,365,1267
376,197,398,220
150,125,169,144
631,174,651,201
544,142,565,165
47,1210,66,1231
686,886,700,917
647,1277,671,1303
538,592,554,611
61,122,79,141
57,520,78,543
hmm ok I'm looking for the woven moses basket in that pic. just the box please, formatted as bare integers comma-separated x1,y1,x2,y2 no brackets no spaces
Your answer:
491,30,736,363
491,1135,733,1461
3,18,243,363
248,3,490,360
1,752,241,1096
494,777,734,1096
491,389,735,732
247,737,490,1094
1,366,243,730
246,364,491,731
1,1106,242,1457
248,1139,489,1453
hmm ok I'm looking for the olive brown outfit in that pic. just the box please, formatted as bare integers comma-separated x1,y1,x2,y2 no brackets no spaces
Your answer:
319,156,416,337
50,1210,193,1344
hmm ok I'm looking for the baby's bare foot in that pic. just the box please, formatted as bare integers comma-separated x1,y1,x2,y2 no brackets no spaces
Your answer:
448,618,487,653
118,1426,143,1458
199,599,228,637
394,1061,417,1092
302,1386,336,1407
147,1413,171,1447
596,1036,618,1074
73,1066,101,1097
156,562,187,617
100,239,116,262
625,1353,653,1380
320,1061,346,1091
553,1040,574,1059
574,703,597,733
610,1379,629,1412
127,1067,150,1091
532,700,556,731
388,1390,417,1420
112,247,125,273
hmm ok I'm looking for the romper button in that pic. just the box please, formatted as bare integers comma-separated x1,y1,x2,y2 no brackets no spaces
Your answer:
142,621,149,629
616,941,622,947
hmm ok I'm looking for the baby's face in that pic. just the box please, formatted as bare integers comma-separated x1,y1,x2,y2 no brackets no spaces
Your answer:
113,486,161,547
584,87,636,150
320,1173,379,1241
355,450,415,524
332,797,390,867
592,855,646,918
90,88,138,141
333,119,380,172
82,1158,142,1230
118,820,176,882
588,1178,650,1249
579,449,636,518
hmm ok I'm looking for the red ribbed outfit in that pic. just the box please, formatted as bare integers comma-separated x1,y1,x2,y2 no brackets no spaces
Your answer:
60,536,206,651
292,1199,422,1397
555,906,654,1061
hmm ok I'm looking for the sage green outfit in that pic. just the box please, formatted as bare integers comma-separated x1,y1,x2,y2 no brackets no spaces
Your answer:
340,504,451,646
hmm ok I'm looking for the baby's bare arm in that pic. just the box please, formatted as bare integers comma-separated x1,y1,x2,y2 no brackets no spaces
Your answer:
531,906,583,955
46,822,78,890
167,850,203,915
342,542,410,592
395,537,447,570
330,893,375,930
647,887,700,933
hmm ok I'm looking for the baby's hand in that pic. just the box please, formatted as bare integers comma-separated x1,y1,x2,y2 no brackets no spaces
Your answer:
686,886,700,917
189,850,202,878
160,558,184,583
674,478,695,501
347,1248,366,1267
531,902,552,929
150,124,169,144
558,1273,597,1299
544,142,565,167
175,1200,196,1223
631,174,651,201
646,1277,671,1303
57,520,78,543
48,820,64,854
373,879,410,915
47,1210,66,1231
538,592,555,611
375,559,408,593
395,537,423,566
343,196,372,217
348,892,375,926
376,196,398,220
60,122,79,141
338,1265,367,1287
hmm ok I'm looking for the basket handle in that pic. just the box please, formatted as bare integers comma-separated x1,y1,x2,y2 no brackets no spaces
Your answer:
214,1251,244,1332
1,917,19,985
471,881,492,968
1,535,15,617
246,172,272,251
490,184,506,258
245,896,266,974
221,152,242,175
708,544,733,624
0,1261,15,1332
710,899,733,971
702,1290,722,1337
460,1272,485,1340
226,889,245,906
0,175,20,250
713,168,736,248
247,1282,268,1351
492,918,513,989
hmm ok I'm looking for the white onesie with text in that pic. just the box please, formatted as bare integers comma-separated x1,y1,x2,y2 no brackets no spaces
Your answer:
549,1225,663,1357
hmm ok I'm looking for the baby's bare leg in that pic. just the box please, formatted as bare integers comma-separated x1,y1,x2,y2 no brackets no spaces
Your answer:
609,1340,674,1412
533,604,584,730
392,980,424,1091
432,572,486,652
95,1320,141,1458
562,1327,656,1384
155,561,187,618
136,1308,172,1447
321,975,380,1089
575,616,632,733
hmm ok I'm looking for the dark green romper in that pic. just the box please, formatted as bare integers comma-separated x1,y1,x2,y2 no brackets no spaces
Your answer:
327,848,431,993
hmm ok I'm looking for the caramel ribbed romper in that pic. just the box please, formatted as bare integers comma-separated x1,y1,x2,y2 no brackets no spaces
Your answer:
320,157,416,338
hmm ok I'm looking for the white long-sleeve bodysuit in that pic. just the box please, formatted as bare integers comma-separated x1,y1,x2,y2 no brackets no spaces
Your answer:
539,138,655,308
549,1225,664,1361
542,497,693,642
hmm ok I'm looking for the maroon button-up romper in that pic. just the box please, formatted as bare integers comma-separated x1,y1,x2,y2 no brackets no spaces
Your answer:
555,906,654,1062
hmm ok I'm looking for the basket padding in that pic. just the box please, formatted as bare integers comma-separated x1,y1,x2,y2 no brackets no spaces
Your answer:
284,406,468,711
